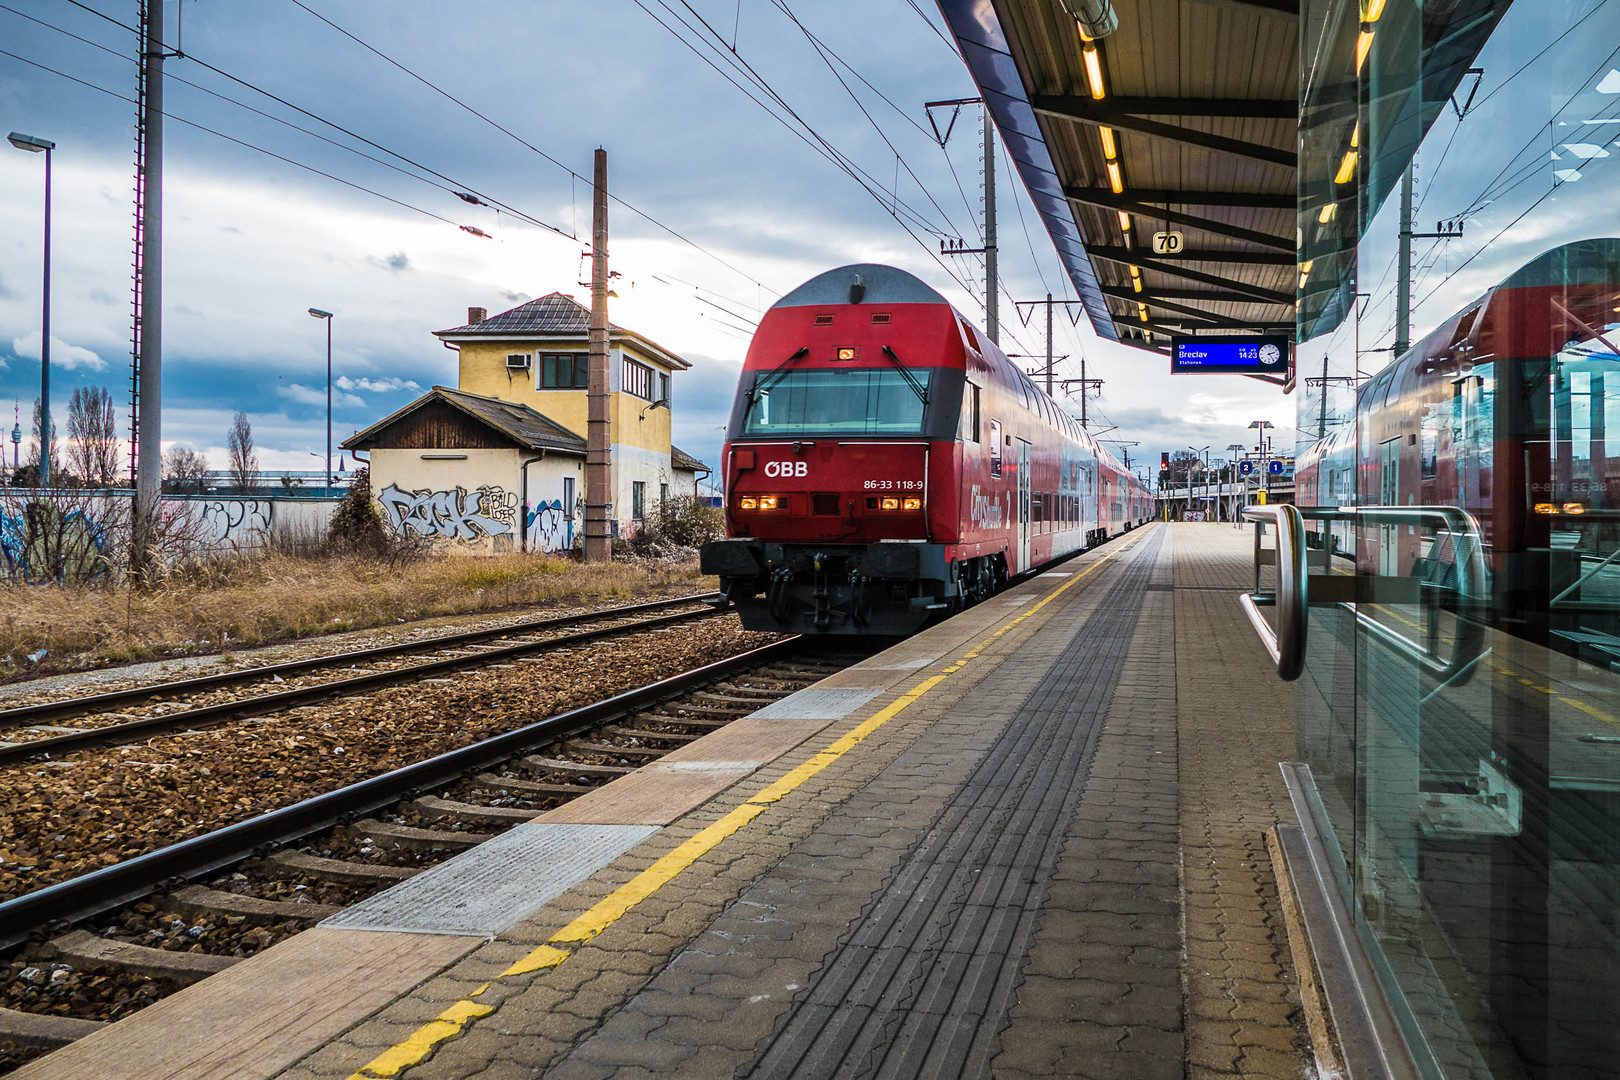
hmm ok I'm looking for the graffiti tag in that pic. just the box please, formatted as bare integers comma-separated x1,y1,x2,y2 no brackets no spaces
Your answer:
968,484,1006,530
378,484,513,541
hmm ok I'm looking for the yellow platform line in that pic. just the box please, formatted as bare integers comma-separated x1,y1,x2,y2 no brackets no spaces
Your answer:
344,528,1150,1079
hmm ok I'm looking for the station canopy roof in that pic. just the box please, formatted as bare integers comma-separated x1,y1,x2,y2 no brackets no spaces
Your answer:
936,0,1298,355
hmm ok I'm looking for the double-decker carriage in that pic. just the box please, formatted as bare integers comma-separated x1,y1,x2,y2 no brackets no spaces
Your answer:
701,263,1150,635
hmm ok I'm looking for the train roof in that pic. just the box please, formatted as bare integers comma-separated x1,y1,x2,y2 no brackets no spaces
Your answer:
772,264,950,310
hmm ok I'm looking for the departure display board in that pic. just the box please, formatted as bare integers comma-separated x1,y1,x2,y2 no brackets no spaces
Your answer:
1170,336,1290,375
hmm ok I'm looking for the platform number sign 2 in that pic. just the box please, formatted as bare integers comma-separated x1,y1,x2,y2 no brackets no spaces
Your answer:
1151,231,1184,255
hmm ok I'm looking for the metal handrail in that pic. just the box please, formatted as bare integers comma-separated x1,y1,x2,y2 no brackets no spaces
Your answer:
1240,503,1308,681
1313,505,1489,690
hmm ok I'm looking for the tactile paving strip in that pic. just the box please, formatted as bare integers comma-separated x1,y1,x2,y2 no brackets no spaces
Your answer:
323,822,659,936
749,688,881,721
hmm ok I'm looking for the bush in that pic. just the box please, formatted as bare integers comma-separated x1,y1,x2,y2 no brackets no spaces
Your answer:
327,468,396,556
621,494,723,561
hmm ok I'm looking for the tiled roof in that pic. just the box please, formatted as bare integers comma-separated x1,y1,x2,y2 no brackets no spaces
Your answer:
435,293,614,336
434,293,691,369
670,445,709,473
342,387,586,455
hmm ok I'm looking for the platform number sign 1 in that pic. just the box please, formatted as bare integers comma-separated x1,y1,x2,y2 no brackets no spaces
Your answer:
1151,231,1184,255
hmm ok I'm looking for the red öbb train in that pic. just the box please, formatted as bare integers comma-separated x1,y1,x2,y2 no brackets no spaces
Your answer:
1294,237,1620,608
701,263,1153,635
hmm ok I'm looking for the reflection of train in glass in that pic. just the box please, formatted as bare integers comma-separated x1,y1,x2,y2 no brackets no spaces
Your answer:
1295,238,1620,649
701,263,1152,635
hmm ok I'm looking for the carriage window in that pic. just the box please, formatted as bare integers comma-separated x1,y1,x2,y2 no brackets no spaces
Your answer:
990,419,1002,478
963,383,981,442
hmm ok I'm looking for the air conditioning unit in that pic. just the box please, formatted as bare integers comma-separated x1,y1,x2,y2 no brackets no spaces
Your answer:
506,353,531,371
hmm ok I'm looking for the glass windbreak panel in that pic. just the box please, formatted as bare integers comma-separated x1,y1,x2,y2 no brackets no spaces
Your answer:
740,368,934,436
1298,0,1620,1076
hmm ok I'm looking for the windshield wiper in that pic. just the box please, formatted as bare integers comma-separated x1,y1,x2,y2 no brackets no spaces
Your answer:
748,347,811,403
881,346,930,405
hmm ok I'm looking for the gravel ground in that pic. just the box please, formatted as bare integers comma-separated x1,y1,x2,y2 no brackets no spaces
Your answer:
0,590,713,707
0,616,776,902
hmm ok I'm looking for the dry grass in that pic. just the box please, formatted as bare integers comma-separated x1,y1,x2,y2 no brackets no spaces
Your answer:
0,551,715,678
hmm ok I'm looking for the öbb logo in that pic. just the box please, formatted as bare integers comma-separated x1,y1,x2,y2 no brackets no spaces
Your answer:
763,460,808,478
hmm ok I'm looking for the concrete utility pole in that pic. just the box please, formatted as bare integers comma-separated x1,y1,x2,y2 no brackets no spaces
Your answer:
983,104,997,345
1395,163,1413,357
584,148,612,562
1079,355,1087,427
133,0,165,561
1044,292,1053,396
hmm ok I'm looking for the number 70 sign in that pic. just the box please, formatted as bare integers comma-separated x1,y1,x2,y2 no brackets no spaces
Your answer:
1151,231,1184,255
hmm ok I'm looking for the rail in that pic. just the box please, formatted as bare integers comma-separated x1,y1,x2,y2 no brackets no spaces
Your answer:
0,637,803,950
1239,503,1308,681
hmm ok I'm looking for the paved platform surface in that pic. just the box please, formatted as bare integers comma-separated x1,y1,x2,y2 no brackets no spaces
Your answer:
17,523,1310,1080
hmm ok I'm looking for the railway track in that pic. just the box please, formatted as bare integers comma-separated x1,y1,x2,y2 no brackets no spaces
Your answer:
0,638,862,1072
0,593,725,763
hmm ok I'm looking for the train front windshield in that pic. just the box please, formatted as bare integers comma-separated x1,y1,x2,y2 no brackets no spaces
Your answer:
740,368,935,436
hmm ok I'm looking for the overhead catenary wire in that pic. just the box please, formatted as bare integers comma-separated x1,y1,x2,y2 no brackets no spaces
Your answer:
771,0,969,238
646,0,959,242
0,47,467,228
283,0,776,295
630,0,985,305
6,3,574,238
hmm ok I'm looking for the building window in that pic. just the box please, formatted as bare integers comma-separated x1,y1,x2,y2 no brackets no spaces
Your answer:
658,372,670,406
623,359,656,401
541,353,588,389
632,481,647,521
659,482,669,507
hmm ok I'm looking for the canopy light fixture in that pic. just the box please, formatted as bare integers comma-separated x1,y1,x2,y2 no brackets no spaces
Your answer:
1106,159,1124,194
1356,29,1374,72
1099,125,1117,160
1082,43,1106,100
1117,209,1131,232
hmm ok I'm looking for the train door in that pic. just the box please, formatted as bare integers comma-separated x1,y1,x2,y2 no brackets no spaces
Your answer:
1017,439,1031,570
1378,436,1399,576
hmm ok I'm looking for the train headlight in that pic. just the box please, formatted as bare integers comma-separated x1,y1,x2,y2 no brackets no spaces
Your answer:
902,497,923,511
1534,502,1558,515
759,495,780,510
739,496,758,510
880,496,901,511
1564,502,1587,515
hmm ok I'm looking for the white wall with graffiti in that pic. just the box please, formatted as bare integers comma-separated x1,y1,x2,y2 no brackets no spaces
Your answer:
0,492,337,582
368,448,582,555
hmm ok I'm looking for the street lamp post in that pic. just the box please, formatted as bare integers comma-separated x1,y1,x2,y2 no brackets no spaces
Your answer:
9,133,55,487
308,309,333,496
1226,442,1246,525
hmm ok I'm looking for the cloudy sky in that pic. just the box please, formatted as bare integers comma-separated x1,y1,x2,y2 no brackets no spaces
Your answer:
0,0,1300,483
